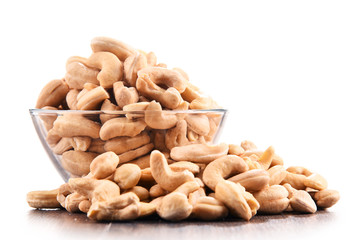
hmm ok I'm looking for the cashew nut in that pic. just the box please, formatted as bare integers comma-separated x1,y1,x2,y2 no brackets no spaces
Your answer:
156,192,193,221
99,117,147,140
124,52,147,87
144,101,178,129
203,155,249,191
113,164,141,189
26,189,61,209
118,143,154,164
227,169,270,192
184,114,210,136
36,79,69,109
61,151,98,176
150,150,194,191
90,151,119,179
165,120,189,150
71,136,92,152
253,185,289,214
65,57,99,89
86,51,123,88
76,86,109,110
113,81,139,109
192,196,228,221
91,36,136,61
104,132,150,155
170,143,229,163
123,102,149,120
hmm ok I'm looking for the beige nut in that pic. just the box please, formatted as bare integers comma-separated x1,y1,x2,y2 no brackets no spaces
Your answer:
76,86,109,110
281,172,307,190
57,183,72,208
64,192,88,213
253,185,289,214
144,101,178,129
91,36,136,61
287,166,312,177
228,144,245,156
124,52,147,87
113,81,139,109
36,79,69,109
86,51,123,88
118,143,154,164
99,117,147,140
90,151,119,179
304,173,328,191
181,82,202,103
169,161,200,175
189,96,219,110
170,143,229,163
52,137,73,155
87,193,140,221
62,151,98,176
188,188,206,206
65,58,99,89
290,190,317,213
214,180,253,221
123,102,149,120
26,189,61,209
192,196,228,221
104,132,150,155
52,114,101,138
203,155,249,191
71,136,92,152
87,138,106,153
100,99,121,124
138,202,157,218
243,156,262,170
65,89,79,110
136,73,182,109
173,181,200,196
258,146,275,170
241,140,257,151
165,120,189,150
156,192,193,221
78,199,92,213
311,189,340,208
227,169,270,192
114,164,141,189
150,150,194,191
267,165,288,185
123,186,150,201
68,178,120,202
128,152,171,169
184,114,210,136
138,67,187,93
39,106,58,131
149,184,168,198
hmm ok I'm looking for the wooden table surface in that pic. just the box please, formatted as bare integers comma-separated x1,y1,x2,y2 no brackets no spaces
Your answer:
23,208,345,240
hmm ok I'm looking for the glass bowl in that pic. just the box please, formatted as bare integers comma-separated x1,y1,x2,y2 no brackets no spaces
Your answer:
29,109,228,181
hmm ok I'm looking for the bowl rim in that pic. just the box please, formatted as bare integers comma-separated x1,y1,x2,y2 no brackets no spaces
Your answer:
29,108,228,115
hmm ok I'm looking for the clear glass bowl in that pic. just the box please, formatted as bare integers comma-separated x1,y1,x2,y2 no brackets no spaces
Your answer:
29,109,228,181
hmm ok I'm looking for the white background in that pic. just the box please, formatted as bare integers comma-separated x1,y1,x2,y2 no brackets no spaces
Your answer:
0,0,359,239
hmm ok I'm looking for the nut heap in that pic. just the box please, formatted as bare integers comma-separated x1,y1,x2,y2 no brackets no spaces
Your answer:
27,37,340,221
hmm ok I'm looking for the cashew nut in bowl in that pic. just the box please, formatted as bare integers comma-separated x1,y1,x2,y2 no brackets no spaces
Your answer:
104,132,150,155
86,51,123,88
136,73,182,109
76,86,110,110
91,36,136,61
113,164,141,189
100,99,121,124
150,150,194,191
144,101,178,129
184,114,210,136
165,120,189,149
99,117,147,140
61,151,99,177
170,143,229,163
65,57,100,89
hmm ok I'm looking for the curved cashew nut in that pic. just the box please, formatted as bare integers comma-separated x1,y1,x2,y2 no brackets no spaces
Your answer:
61,151,98,176
91,36,136,61
100,99,121,124
99,117,147,140
66,89,80,110
36,79,69,109
173,181,200,196
123,102,149,120
181,82,201,103
169,161,200,175
86,51,123,88
90,151,119,179
286,166,312,177
311,189,340,209
267,165,288,185
227,169,270,192
215,180,253,221
124,52,147,87
150,150,194,191
118,143,154,164
52,113,101,138
156,192,193,221
144,101,178,129
184,114,210,136
253,185,289,214
123,186,150,201
304,173,328,191
104,132,150,155
76,86,109,110
26,189,61,209
68,178,120,202
138,67,187,93
113,81,139,109
113,163,141,189
170,143,229,163
192,196,228,221
65,56,99,89
87,192,140,221
165,120,189,149
136,73,182,109
203,155,249,191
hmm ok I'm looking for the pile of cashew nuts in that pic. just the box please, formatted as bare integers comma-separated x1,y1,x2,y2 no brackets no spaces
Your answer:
27,37,340,221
